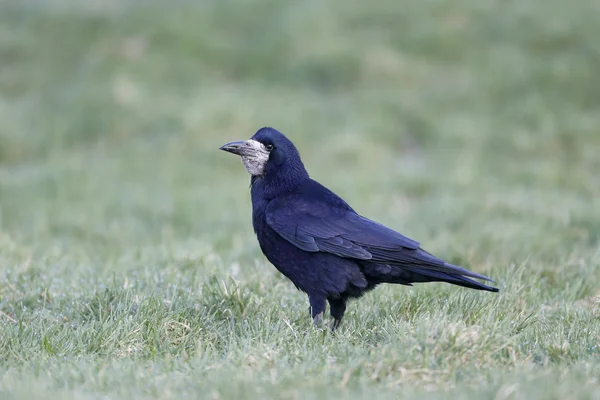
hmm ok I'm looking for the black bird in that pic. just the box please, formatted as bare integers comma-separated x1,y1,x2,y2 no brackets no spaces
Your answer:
220,127,498,330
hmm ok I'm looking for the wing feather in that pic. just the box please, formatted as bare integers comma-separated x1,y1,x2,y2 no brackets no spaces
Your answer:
265,195,495,283
265,196,419,259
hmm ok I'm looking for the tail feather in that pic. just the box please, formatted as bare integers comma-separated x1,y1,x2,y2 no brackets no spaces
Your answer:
362,262,499,292
368,248,496,283
408,267,499,292
442,262,496,283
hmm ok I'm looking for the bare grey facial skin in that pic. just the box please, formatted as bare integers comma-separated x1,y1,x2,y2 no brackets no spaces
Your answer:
239,140,270,176
219,139,271,176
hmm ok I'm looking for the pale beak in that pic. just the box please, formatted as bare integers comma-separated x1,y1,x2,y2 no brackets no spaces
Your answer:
219,140,256,156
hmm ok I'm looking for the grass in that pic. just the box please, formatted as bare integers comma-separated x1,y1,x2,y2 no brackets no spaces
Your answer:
0,0,599,398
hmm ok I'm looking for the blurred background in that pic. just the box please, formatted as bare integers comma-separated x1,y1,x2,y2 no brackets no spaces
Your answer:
0,1,599,397
0,0,599,278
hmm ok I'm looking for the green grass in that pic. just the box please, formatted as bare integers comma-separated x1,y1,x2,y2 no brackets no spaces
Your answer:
1,0,599,398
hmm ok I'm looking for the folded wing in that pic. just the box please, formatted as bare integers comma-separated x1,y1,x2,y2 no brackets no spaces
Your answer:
265,196,495,283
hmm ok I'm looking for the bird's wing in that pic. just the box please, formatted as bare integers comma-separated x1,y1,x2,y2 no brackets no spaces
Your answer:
265,196,420,260
265,196,494,282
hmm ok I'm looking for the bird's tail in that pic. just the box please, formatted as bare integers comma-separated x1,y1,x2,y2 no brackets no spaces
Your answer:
364,262,499,292
407,265,499,292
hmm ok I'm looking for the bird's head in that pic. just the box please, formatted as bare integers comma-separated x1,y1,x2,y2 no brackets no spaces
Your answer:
220,127,309,188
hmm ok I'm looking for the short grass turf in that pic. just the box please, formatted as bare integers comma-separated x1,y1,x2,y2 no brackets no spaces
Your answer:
0,0,599,399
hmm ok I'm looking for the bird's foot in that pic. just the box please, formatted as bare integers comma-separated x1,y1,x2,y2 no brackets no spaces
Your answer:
313,312,324,327
331,318,342,332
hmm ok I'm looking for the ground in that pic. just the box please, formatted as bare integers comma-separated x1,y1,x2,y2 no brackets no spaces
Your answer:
0,0,599,399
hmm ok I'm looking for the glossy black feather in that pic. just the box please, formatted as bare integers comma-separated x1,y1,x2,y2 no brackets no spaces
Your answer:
225,127,498,330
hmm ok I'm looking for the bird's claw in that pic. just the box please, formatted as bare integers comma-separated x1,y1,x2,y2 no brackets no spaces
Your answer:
331,319,341,332
313,312,323,327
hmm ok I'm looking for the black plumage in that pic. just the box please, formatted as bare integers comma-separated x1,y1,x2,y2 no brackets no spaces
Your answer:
220,127,498,330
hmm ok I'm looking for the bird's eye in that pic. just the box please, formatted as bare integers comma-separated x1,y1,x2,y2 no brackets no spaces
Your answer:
265,144,274,151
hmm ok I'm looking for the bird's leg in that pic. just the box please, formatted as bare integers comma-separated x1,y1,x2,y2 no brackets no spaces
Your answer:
313,312,323,326
331,318,342,331
328,297,347,332
309,295,326,327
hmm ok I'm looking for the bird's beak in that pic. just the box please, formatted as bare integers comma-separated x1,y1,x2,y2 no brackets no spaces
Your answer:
219,140,252,156
219,140,259,157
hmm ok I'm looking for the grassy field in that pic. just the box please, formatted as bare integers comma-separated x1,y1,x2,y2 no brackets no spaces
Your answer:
1,0,599,398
